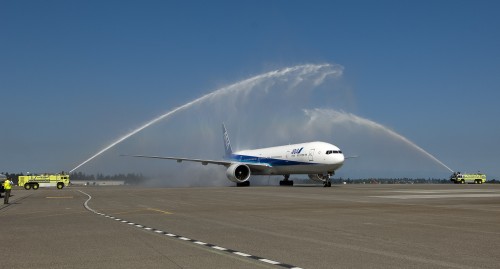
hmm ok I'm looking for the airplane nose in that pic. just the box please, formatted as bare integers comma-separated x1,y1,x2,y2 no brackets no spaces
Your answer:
331,152,344,164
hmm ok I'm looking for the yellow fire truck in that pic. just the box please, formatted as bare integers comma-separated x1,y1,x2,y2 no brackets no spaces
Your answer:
450,172,486,184
18,174,70,190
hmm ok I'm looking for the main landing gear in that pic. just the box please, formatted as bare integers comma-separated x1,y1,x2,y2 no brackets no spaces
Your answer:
279,175,294,186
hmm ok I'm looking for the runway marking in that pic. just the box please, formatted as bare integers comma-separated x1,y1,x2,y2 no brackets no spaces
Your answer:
389,189,499,194
112,208,173,215
374,189,500,199
79,190,303,269
372,194,500,199
147,208,173,214
260,259,280,265
235,252,252,257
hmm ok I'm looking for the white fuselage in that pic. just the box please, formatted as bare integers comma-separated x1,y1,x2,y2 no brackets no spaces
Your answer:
231,141,344,175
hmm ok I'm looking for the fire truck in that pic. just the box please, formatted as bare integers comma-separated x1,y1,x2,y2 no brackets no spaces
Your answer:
0,174,6,195
450,172,486,184
18,173,70,190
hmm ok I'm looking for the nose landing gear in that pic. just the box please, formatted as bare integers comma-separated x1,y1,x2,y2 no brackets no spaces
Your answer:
323,172,333,187
279,175,294,186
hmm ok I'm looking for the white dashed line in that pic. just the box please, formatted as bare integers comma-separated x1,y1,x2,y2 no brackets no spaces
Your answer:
234,252,252,257
79,190,302,269
260,259,281,265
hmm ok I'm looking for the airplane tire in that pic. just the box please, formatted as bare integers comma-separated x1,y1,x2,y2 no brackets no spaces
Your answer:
236,181,250,187
279,180,294,186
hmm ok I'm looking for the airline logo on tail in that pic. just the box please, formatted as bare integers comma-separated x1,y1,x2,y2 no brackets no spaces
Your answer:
222,123,233,157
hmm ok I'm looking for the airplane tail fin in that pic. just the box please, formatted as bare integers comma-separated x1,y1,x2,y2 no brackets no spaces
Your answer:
222,123,233,158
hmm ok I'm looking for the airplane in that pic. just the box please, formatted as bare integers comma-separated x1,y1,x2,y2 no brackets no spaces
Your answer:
124,124,345,187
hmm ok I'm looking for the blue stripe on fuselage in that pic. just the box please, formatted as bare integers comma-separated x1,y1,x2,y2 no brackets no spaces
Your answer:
228,154,314,167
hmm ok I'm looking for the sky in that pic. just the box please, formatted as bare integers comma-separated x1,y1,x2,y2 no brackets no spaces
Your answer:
1,0,499,184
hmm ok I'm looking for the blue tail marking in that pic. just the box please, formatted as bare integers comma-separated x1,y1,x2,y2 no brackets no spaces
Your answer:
222,123,233,158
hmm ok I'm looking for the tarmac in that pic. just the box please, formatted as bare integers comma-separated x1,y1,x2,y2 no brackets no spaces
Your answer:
1,183,499,269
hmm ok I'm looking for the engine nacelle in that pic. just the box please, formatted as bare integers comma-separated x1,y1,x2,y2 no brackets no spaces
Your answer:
308,174,328,182
226,163,251,183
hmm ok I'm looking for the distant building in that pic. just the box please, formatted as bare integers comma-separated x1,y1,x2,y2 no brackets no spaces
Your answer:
71,180,125,186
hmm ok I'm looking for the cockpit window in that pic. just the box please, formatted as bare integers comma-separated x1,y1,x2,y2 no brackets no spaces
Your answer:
326,150,342,154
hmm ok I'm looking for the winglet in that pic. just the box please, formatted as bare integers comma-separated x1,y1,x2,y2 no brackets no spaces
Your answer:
222,123,233,158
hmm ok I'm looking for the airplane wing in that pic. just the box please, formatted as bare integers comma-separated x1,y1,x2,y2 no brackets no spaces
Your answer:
122,155,231,166
121,155,272,172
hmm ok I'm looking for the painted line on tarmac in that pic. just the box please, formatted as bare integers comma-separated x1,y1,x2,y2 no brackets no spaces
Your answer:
78,190,303,269
147,208,173,214
371,193,500,199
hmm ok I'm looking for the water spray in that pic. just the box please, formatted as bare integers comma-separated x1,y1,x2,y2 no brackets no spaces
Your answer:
304,108,455,173
70,63,454,178
70,64,342,172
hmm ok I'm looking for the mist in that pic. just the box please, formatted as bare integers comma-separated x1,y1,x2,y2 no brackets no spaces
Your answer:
75,63,452,186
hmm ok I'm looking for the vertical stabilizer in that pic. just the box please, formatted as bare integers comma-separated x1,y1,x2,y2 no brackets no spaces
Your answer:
222,123,233,158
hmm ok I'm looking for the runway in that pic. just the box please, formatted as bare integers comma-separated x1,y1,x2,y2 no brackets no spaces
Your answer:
1,184,499,269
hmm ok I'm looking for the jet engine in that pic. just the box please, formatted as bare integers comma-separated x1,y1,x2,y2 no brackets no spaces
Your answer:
226,163,251,183
308,174,328,182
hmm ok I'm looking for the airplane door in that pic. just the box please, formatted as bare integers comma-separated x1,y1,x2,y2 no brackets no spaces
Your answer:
309,149,315,161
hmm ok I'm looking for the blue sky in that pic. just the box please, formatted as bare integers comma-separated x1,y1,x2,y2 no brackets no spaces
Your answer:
1,1,499,182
